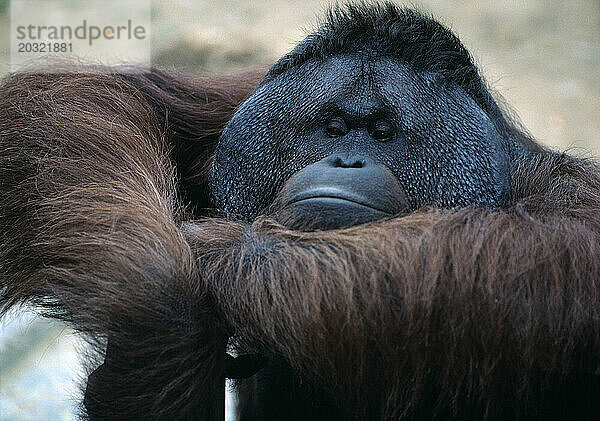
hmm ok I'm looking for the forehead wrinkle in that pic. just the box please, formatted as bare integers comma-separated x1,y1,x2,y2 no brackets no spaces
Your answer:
315,54,385,120
281,56,361,108
371,59,440,126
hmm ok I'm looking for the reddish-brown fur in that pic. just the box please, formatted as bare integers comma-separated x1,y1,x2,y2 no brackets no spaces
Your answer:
0,68,261,419
1,67,599,419
190,151,600,419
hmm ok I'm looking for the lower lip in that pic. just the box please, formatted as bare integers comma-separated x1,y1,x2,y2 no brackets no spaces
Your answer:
288,196,391,215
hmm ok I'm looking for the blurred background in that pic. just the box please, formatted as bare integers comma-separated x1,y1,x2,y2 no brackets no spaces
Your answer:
0,0,598,419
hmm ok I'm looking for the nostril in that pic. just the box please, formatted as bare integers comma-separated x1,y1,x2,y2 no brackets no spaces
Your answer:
347,159,364,168
332,157,364,169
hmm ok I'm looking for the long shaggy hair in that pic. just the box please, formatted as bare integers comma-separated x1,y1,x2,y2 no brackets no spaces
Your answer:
1,5,600,421
190,151,600,419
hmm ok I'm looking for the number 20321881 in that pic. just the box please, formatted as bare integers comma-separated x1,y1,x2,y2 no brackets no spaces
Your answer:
17,43,73,53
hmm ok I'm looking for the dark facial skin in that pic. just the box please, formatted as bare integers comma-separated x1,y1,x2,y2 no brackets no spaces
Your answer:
210,54,514,230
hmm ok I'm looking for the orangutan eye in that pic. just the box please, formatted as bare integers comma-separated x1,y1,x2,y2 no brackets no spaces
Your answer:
371,120,394,141
326,118,348,137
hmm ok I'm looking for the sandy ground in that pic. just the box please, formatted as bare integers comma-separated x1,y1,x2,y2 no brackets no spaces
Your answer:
0,1,598,420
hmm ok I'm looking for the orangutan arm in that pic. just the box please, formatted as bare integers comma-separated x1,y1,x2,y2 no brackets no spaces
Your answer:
187,153,600,418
